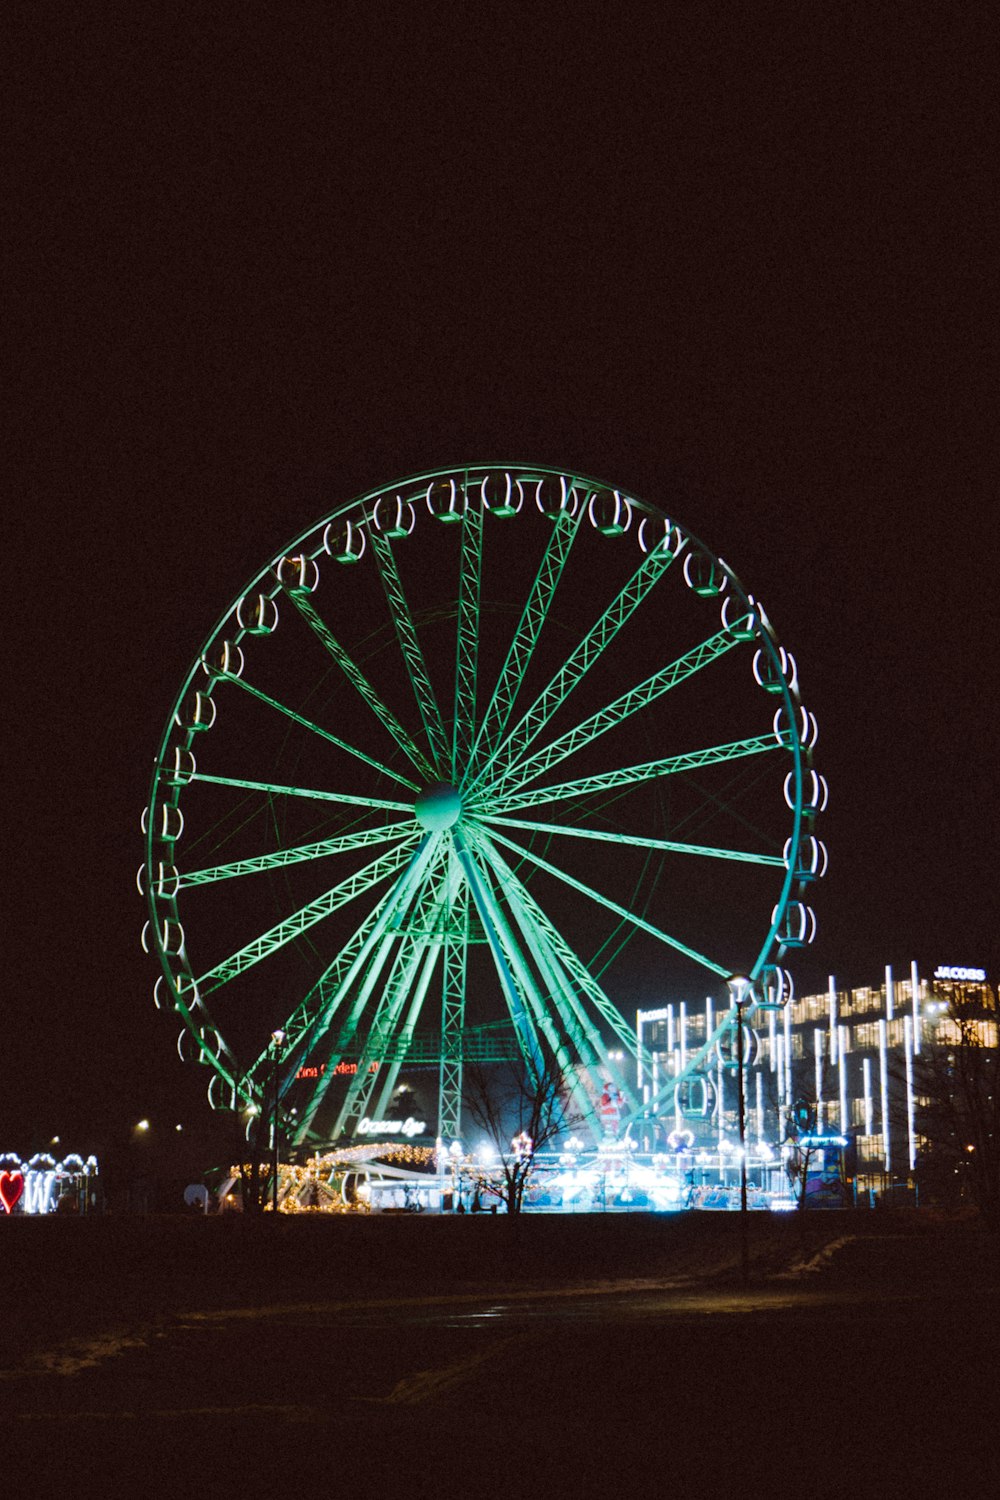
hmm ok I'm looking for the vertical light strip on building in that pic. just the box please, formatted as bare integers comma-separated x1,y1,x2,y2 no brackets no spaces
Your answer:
903,1015,916,1171
885,963,894,1020
878,1018,891,1173
768,1009,777,1072
828,976,838,1063
673,1048,682,1129
717,1056,725,1144
863,1056,873,1136
783,1005,792,1105
814,1029,824,1130
667,1004,675,1054
705,996,713,1046
911,958,921,1054
679,1001,687,1070
755,1070,764,1140
776,1033,785,1110
838,1025,849,1135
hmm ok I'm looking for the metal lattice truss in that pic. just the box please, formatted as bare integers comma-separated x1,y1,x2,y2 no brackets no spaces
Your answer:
141,465,824,1143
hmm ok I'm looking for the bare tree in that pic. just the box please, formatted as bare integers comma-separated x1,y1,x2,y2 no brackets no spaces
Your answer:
223,1079,286,1215
463,1055,583,1216
761,1053,844,1211
235,1111,273,1215
780,1099,843,1211
907,982,999,1223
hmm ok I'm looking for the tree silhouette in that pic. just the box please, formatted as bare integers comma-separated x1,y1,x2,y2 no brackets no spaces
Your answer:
463,1054,583,1216
907,982,999,1223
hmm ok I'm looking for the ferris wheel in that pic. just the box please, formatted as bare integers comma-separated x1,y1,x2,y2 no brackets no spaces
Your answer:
140,464,824,1146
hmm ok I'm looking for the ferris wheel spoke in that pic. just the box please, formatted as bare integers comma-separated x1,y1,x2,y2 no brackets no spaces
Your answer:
667,758,782,848
464,509,582,787
179,821,414,889
484,823,730,978
302,840,446,1057
484,627,739,804
293,839,449,1134
191,771,415,816
267,900,388,1083
283,923,407,1131
469,537,677,795
195,834,425,996
439,870,469,1140
470,828,665,1062
478,814,783,868
480,733,780,816
451,499,483,778
369,527,451,775
287,592,437,782
334,866,455,1137
451,831,546,1076
332,941,437,1139
455,834,595,1119
368,859,463,1121
468,829,636,1106
225,674,421,791
645,1012,738,1118
470,830,641,1058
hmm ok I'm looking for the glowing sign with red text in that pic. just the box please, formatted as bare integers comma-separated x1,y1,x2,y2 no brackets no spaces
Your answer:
296,1061,379,1079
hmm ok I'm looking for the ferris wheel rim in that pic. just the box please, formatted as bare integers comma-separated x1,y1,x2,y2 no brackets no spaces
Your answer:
142,463,820,1137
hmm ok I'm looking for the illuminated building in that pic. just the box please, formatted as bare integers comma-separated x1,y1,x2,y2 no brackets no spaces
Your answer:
637,962,996,1204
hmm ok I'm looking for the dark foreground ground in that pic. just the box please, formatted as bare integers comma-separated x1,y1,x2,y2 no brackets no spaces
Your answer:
3,1211,997,1497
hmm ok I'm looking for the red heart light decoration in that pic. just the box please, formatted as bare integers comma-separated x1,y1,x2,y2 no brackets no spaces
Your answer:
0,1171,24,1214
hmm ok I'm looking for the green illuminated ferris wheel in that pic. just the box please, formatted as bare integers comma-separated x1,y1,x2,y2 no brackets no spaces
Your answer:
141,465,824,1145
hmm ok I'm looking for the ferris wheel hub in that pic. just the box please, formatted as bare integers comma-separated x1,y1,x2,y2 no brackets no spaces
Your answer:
414,782,463,831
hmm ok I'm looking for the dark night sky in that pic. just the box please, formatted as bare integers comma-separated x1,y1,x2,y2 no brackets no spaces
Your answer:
6,7,996,1151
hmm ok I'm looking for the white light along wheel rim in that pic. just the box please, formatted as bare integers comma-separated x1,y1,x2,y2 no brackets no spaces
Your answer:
141,464,823,1144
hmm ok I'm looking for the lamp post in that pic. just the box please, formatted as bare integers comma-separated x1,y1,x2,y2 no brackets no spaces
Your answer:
727,974,754,1286
270,1029,285,1212
449,1140,464,1212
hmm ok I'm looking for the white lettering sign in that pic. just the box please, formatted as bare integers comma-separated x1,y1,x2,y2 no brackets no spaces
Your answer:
934,965,987,983
22,1171,57,1215
0,1153,98,1215
356,1116,426,1138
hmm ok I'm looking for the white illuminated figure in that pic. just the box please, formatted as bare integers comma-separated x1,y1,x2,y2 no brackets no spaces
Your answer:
0,1152,99,1215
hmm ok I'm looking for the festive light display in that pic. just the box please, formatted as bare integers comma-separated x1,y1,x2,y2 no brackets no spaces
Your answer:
0,1153,99,1215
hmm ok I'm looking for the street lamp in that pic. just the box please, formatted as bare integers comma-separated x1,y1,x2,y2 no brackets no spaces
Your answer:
271,1029,286,1212
726,974,754,1286
449,1140,464,1212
